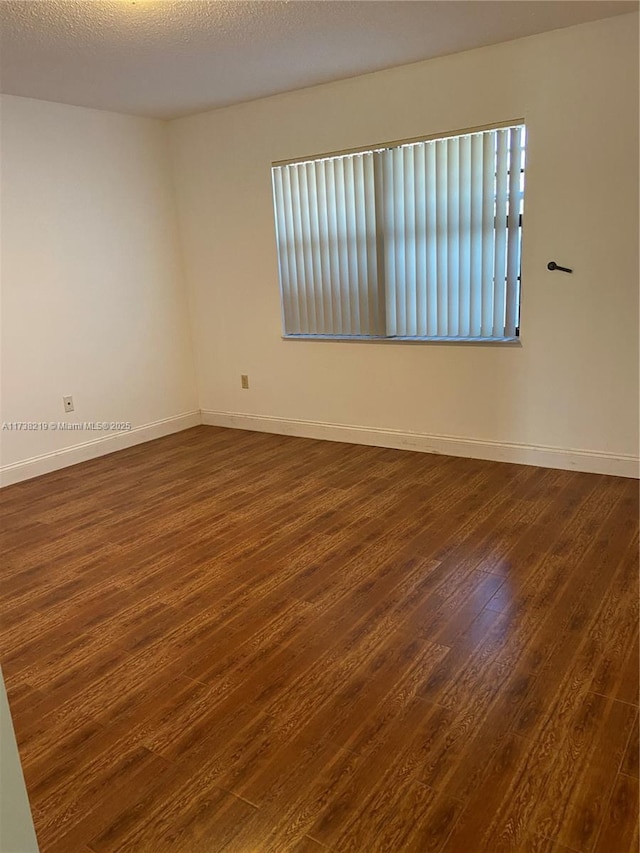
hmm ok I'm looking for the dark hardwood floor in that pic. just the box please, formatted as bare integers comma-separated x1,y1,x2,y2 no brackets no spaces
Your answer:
1,425,638,852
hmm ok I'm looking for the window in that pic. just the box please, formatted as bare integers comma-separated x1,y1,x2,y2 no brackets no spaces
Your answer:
271,123,526,342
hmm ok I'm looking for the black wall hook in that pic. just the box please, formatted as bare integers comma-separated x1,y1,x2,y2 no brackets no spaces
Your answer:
547,261,573,274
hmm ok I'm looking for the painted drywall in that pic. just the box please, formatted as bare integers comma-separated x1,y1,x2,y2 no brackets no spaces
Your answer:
169,14,639,475
0,95,198,481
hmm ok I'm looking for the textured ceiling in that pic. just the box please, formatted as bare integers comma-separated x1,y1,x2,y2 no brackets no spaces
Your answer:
0,0,637,119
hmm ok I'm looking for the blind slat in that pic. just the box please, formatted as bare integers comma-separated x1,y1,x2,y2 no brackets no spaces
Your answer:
493,129,509,337
425,141,438,336
298,165,317,333
363,154,380,335
373,151,387,336
458,134,472,337
315,160,333,334
469,134,483,337
272,169,293,333
289,167,307,333
415,144,427,337
394,147,406,335
481,132,496,337
305,163,325,333
436,140,448,337
352,155,368,333
334,159,351,334
343,156,359,334
447,136,460,337
324,159,343,334
505,127,523,337
382,148,397,335
404,145,416,337
282,166,301,333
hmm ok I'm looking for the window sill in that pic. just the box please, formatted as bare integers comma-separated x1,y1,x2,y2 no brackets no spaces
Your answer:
281,334,521,346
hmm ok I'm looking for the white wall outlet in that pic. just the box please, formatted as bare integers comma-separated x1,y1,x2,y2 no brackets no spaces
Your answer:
241,374,249,389
63,396,74,413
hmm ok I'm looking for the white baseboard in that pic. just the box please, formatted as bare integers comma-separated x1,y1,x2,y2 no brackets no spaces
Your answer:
3,408,637,485
0,411,202,487
201,409,639,479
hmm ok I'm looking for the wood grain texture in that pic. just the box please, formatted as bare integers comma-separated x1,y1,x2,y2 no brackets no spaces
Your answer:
0,425,638,852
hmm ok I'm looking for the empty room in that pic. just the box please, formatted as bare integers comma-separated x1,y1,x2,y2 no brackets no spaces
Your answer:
0,1,638,851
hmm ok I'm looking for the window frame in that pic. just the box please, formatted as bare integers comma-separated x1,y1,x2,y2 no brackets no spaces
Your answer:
272,120,526,345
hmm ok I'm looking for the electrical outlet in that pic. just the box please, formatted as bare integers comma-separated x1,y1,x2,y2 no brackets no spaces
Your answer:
63,395,74,413
241,375,249,390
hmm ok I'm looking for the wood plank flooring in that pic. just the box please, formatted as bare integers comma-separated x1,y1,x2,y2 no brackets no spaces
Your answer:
0,425,638,852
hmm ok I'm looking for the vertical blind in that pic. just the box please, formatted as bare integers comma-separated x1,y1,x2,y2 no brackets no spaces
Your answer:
272,123,526,340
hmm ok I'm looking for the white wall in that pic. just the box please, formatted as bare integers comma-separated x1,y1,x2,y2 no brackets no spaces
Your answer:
0,96,199,483
169,14,639,476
